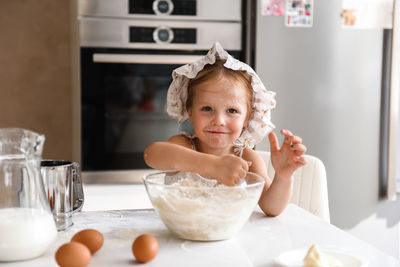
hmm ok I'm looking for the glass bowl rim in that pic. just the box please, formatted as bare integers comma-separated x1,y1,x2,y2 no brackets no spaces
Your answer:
143,170,265,190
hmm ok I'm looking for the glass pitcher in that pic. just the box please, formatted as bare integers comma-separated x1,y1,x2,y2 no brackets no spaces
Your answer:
0,128,57,262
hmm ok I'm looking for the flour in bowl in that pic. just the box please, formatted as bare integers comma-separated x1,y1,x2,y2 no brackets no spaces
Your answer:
147,172,264,241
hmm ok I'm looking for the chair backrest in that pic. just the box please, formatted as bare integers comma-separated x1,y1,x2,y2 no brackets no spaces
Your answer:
256,150,330,222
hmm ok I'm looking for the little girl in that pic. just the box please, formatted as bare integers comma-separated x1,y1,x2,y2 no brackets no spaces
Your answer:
144,43,307,216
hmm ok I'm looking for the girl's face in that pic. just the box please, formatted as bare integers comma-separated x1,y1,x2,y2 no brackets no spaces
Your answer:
187,75,250,154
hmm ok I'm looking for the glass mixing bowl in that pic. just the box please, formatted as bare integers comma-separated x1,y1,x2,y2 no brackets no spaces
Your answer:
143,171,265,241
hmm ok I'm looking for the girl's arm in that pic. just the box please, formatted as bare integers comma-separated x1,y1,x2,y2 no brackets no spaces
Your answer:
144,135,209,172
246,129,307,217
244,149,291,217
258,173,294,217
144,135,250,185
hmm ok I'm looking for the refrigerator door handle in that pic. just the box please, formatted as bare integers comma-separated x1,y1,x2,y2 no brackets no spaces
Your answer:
387,0,400,200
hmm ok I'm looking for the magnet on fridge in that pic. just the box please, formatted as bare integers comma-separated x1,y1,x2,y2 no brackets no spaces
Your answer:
285,0,313,27
341,0,393,29
261,0,285,16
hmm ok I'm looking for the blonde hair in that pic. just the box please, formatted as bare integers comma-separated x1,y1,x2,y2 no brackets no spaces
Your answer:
185,60,253,117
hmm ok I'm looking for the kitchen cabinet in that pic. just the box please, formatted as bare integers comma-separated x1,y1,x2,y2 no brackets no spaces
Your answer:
0,1,78,161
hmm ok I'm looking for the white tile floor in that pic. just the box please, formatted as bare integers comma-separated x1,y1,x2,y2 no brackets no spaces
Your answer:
82,184,153,211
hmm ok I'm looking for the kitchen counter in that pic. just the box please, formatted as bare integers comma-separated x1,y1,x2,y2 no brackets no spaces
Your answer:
82,184,152,211
3,204,400,267
82,169,156,185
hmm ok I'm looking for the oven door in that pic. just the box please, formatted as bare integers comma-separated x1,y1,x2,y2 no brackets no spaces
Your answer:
81,48,211,172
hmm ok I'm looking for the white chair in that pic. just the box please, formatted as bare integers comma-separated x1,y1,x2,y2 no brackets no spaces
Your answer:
256,151,330,222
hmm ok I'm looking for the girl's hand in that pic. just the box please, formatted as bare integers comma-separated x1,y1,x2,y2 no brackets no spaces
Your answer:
212,154,251,186
268,129,307,180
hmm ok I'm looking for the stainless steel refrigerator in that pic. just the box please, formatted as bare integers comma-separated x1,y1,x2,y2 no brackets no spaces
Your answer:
249,0,400,241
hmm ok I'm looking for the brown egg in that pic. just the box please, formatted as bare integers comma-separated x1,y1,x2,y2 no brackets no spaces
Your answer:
55,242,91,267
132,234,159,263
71,229,104,254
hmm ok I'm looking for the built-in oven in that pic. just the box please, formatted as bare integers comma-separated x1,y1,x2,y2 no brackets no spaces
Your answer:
78,0,244,182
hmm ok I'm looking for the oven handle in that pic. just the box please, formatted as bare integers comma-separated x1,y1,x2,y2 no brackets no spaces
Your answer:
92,54,204,65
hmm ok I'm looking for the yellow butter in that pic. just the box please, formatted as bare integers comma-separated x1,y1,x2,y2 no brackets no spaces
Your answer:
303,244,342,267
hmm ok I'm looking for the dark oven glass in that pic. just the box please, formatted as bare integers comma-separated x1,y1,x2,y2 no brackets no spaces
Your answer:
81,48,242,171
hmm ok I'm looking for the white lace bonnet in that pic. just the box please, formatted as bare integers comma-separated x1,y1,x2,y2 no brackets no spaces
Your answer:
166,42,276,152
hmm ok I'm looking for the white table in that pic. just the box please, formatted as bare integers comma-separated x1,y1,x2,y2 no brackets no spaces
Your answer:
3,204,400,267
81,184,153,211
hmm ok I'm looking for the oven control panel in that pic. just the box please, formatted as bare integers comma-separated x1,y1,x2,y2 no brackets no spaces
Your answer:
80,18,241,50
78,0,241,21
78,0,242,50
130,26,196,44
129,0,196,16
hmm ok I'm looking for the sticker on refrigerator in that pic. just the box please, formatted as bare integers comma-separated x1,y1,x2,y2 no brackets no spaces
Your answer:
285,0,313,27
261,0,285,16
341,0,393,29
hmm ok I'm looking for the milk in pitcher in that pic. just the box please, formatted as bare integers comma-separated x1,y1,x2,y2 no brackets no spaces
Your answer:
0,208,57,261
